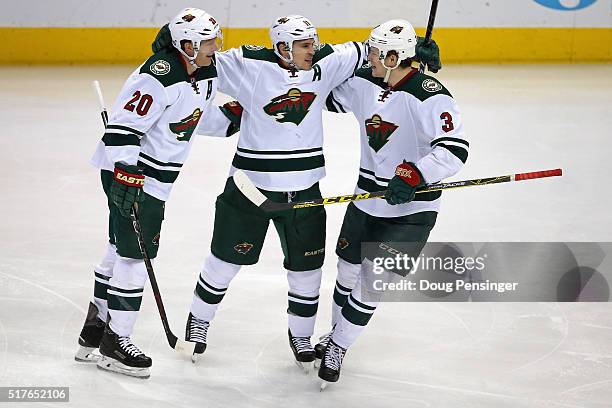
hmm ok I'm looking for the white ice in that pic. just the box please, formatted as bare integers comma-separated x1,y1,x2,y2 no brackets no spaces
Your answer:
0,64,611,407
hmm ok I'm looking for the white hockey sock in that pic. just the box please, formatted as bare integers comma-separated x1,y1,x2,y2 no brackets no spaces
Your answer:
332,272,380,350
287,268,322,338
190,254,241,322
107,256,148,337
92,243,117,322
331,258,360,327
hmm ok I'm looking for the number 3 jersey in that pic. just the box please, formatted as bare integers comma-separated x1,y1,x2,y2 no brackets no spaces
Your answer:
327,67,469,218
90,48,231,201
206,43,364,191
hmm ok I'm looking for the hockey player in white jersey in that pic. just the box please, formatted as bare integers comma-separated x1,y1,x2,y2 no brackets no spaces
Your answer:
150,14,441,370
75,8,235,378
315,20,469,387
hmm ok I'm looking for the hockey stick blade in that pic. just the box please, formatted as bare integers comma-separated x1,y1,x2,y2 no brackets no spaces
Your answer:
234,168,562,212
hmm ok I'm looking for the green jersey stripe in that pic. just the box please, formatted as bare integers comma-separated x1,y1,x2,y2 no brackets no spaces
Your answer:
138,160,180,183
436,143,468,163
106,124,145,136
430,136,469,148
236,147,323,155
102,133,140,147
139,152,183,168
232,154,325,172
359,168,390,182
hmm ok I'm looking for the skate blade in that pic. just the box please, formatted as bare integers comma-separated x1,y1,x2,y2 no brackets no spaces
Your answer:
294,360,314,374
96,357,150,379
75,346,102,363
320,381,330,391
191,353,200,364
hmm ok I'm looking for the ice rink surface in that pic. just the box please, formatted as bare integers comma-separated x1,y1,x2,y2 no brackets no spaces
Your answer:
1,64,611,407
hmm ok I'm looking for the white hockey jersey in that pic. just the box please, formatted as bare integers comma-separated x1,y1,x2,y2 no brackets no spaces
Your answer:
91,48,231,201
327,67,469,217
201,42,365,191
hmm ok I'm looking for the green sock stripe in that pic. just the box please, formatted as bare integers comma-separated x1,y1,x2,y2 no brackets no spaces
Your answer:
94,272,111,281
288,300,319,318
94,280,109,300
107,293,143,311
108,286,144,294
287,292,319,301
195,281,225,305
333,288,348,308
348,294,377,311
341,301,374,326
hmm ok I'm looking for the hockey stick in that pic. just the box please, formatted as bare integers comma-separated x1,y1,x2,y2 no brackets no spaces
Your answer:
92,80,195,355
233,168,562,212
419,0,440,73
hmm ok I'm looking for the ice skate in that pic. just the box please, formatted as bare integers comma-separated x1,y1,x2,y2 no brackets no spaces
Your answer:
185,312,209,363
96,326,152,379
75,302,105,363
314,328,333,368
318,339,347,390
288,329,315,373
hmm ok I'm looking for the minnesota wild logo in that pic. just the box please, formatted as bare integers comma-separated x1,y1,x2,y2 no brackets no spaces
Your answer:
263,88,316,125
169,108,202,142
234,242,254,255
365,114,398,152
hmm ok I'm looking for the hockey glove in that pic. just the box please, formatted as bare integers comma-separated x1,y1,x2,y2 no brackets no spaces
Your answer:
385,161,426,205
415,37,441,73
111,162,145,217
220,101,243,137
151,23,172,53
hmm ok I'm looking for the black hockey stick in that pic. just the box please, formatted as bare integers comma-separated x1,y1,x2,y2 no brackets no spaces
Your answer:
419,0,440,73
92,80,195,355
233,168,563,212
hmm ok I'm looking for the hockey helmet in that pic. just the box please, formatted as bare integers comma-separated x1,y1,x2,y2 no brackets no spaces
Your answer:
270,15,320,66
169,8,223,67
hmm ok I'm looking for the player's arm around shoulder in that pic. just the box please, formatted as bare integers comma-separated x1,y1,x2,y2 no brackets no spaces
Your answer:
412,73,469,184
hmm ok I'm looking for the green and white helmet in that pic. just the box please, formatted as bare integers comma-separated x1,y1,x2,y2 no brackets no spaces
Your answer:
169,8,223,67
367,19,417,81
269,15,320,68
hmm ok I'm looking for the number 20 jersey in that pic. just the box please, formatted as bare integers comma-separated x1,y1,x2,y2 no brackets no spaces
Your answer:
90,48,231,201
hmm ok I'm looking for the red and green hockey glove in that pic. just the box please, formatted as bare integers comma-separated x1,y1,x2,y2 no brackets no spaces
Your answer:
385,161,426,205
220,100,243,137
110,162,145,217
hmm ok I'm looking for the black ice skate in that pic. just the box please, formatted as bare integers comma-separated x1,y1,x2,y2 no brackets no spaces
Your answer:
185,312,209,363
288,329,316,373
97,325,152,379
75,302,105,363
318,339,347,390
314,327,334,368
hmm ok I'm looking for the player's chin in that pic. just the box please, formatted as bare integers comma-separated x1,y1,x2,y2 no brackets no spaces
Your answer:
301,60,313,70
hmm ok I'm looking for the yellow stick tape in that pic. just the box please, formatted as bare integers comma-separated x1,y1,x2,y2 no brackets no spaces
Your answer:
0,27,610,64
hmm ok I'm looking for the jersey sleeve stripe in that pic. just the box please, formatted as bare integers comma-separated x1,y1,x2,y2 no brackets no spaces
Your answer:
102,133,141,147
435,143,469,163
137,160,180,184
106,124,145,137
139,153,183,168
326,93,346,113
430,136,469,148
359,167,390,183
